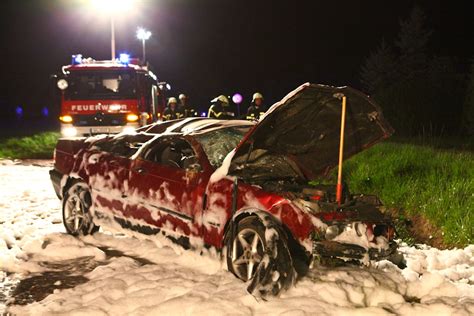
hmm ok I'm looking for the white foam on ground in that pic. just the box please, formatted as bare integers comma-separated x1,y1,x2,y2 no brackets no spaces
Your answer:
0,161,473,315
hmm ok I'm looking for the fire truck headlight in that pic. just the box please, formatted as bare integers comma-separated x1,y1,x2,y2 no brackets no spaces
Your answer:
126,113,139,122
62,126,77,137
122,126,136,134
57,79,68,90
59,115,73,123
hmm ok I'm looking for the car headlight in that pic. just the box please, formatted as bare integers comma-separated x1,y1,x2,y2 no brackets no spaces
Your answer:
325,225,340,240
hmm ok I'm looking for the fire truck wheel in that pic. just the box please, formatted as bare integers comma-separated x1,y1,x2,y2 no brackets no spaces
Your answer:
62,182,99,236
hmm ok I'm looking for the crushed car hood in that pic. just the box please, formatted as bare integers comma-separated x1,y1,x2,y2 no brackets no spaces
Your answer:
229,83,394,179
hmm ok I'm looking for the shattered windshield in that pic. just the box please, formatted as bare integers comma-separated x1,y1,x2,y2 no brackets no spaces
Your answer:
195,127,249,168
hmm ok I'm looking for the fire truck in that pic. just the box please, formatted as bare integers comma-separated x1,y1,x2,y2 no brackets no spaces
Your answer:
54,54,169,137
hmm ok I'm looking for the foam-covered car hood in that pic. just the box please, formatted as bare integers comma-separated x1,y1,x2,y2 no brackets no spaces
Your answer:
229,83,394,178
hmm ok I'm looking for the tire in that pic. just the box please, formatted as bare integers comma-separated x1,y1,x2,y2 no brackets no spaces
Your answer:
227,216,266,282
62,182,99,236
226,214,296,297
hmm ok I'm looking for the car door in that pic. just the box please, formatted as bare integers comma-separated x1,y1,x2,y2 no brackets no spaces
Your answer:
127,136,208,237
88,134,152,221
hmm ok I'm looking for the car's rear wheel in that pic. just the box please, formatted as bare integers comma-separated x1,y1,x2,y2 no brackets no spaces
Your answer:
62,182,99,236
229,217,266,281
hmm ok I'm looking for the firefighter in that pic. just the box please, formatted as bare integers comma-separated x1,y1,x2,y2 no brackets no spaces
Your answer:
208,95,235,119
246,92,266,121
163,97,184,121
179,93,198,117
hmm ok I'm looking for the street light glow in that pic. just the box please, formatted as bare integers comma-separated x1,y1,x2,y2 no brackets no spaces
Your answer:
89,0,136,60
136,27,152,62
90,0,135,14
136,27,152,41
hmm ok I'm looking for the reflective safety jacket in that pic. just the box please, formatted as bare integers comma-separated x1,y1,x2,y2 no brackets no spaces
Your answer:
246,104,266,120
163,106,184,121
208,103,235,120
182,104,198,118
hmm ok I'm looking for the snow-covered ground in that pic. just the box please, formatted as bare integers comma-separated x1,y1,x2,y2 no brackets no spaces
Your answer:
0,161,473,315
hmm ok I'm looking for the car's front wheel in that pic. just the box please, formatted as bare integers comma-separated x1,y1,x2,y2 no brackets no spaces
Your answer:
62,182,99,236
226,214,296,297
228,216,266,282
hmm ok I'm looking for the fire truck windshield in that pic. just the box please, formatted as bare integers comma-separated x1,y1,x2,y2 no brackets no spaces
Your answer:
65,70,136,100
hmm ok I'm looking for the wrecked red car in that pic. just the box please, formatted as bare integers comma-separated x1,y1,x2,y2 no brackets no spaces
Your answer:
50,83,398,296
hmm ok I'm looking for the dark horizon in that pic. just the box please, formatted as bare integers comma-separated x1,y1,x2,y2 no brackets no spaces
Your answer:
0,0,472,121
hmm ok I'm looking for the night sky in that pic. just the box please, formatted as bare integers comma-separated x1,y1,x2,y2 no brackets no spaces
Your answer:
0,0,472,120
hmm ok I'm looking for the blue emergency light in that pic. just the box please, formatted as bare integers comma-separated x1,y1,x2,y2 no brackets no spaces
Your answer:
72,54,83,65
15,106,23,117
119,53,130,64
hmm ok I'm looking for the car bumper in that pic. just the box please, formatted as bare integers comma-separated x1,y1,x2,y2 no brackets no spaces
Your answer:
60,123,139,137
49,169,63,199
313,240,398,263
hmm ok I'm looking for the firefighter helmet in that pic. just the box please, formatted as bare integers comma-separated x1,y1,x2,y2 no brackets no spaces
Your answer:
252,92,264,102
168,97,178,105
211,95,229,104
179,93,187,100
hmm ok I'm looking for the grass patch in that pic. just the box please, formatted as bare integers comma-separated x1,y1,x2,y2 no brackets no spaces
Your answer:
337,142,473,248
0,132,60,159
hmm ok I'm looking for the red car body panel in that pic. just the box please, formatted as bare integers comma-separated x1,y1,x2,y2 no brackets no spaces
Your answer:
51,84,396,259
53,133,320,251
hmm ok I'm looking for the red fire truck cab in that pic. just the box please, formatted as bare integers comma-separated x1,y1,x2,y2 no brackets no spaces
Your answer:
54,54,168,137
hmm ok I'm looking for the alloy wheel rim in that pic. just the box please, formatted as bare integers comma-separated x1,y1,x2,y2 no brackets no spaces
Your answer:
64,194,85,233
231,228,265,281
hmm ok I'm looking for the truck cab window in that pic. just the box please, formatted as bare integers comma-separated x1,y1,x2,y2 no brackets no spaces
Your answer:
65,70,136,100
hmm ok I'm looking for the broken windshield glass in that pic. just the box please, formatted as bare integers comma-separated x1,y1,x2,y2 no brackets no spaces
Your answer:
195,127,249,168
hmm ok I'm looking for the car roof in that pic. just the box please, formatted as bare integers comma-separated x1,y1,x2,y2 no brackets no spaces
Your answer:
137,118,255,136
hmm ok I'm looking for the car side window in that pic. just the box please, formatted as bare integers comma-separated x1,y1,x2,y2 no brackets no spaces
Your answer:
142,139,198,169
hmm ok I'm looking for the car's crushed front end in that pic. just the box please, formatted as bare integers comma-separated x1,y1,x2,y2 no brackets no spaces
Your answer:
307,195,400,267
313,237,399,265
312,203,401,266
257,180,402,267
225,83,401,268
